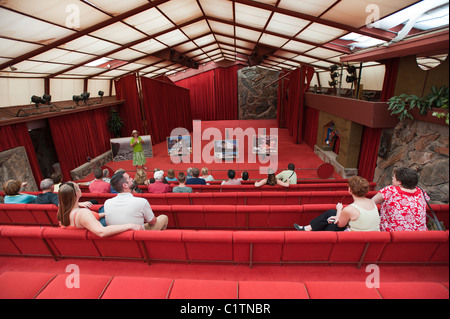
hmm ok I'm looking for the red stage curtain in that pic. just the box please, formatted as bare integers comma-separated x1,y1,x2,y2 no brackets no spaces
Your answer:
176,70,215,120
277,70,290,128
48,108,111,182
215,65,238,120
280,66,316,143
380,58,400,102
0,123,43,184
141,77,192,145
114,73,144,136
358,127,382,182
302,107,319,149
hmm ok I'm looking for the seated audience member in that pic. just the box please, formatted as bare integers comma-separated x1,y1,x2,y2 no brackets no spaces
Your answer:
165,169,178,182
172,172,193,193
200,167,214,182
294,176,380,232
372,167,428,231
102,169,111,183
89,167,111,193
239,171,249,181
186,167,193,179
57,181,140,236
276,163,297,184
255,169,289,188
105,170,168,230
3,180,36,204
36,178,59,205
148,170,172,193
51,171,63,193
185,167,206,185
221,169,241,185
134,169,149,186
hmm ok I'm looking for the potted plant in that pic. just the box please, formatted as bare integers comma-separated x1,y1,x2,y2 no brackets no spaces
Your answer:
388,85,449,124
107,108,124,137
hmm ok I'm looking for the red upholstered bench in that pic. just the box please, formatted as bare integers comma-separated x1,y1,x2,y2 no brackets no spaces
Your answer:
172,205,205,228
0,271,56,299
0,226,54,258
379,231,449,263
304,281,382,299
42,227,99,259
282,231,337,263
233,231,285,267
183,230,233,262
101,276,174,299
204,205,237,228
87,230,144,260
376,282,449,299
169,279,238,299
134,230,188,263
35,273,112,299
238,281,309,299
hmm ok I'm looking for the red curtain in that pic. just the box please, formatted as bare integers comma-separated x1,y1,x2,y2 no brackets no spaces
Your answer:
175,66,238,121
140,77,192,145
48,108,111,182
358,127,382,182
380,58,400,102
302,107,319,149
277,70,290,128
114,73,144,136
215,65,238,120
0,123,43,184
176,70,215,120
279,65,315,143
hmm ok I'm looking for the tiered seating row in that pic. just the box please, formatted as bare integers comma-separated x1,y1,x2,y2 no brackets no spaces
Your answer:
78,181,377,193
78,190,379,205
1,226,448,268
1,203,448,230
0,271,448,299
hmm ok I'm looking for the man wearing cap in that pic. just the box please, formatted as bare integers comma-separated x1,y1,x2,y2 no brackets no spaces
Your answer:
105,170,168,230
148,170,172,193
130,130,147,171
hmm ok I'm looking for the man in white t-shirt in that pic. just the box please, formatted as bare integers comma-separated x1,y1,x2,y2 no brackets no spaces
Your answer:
104,170,168,230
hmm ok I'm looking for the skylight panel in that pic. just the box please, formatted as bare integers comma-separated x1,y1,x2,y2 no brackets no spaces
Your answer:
235,3,272,29
297,23,347,44
266,13,310,37
278,0,338,17
156,29,189,47
0,38,43,58
158,0,203,24
125,8,175,36
199,0,233,21
84,57,112,67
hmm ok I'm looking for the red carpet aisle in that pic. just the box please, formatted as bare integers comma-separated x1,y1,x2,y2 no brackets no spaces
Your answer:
84,120,341,181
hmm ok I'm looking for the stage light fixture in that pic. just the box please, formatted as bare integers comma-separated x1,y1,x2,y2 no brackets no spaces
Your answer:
330,72,339,79
330,64,339,72
31,95,47,107
346,75,357,83
328,80,338,87
42,94,52,104
73,95,83,106
347,65,357,74
98,90,104,103
81,92,90,105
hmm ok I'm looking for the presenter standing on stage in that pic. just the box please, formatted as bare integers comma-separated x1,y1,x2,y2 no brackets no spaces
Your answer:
130,130,147,171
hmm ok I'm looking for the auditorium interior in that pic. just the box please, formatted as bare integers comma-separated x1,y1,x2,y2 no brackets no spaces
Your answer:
0,0,449,302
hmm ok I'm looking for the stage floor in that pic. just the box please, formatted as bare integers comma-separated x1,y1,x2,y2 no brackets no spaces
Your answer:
82,120,341,181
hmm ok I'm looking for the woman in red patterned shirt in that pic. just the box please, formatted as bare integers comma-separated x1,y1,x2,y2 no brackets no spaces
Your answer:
372,167,429,231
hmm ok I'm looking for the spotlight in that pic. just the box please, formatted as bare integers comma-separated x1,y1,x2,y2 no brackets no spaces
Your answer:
330,72,339,79
73,95,83,106
330,64,339,72
328,80,338,87
31,95,46,107
347,65,357,74
80,92,90,105
98,90,104,103
346,75,357,83
42,94,52,104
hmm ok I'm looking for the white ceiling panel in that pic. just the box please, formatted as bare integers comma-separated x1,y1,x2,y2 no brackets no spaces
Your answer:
124,8,175,36
235,3,272,29
0,38,43,58
181,20,211,39
194,34,216,47
107,49,146,61
158,0,203,24
279,0,338,17
89,22,146,45
235,27,262,42
86,0,150,16
306,47,342,59
0,9,75,45
32,49,95,65
266,13,310,37
209,21,235,37
296,23,347,44
282,40,315,53
155,29,189,47
199,0,234,21
131,39,167,54
60,36,121,55
259,33,288,47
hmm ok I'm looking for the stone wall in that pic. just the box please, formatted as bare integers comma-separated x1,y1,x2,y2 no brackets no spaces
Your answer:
0,147,38,202
238,66,280,120
373,120,449,203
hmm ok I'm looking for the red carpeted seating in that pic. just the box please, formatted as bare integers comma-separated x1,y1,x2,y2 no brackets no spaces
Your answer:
0,271,447,299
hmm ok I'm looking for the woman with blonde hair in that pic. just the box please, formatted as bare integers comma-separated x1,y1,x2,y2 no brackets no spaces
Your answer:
294,176,380,232
57,182,141,237
134,169,149,185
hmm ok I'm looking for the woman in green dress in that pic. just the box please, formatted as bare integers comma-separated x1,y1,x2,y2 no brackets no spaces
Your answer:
130,130,147,170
